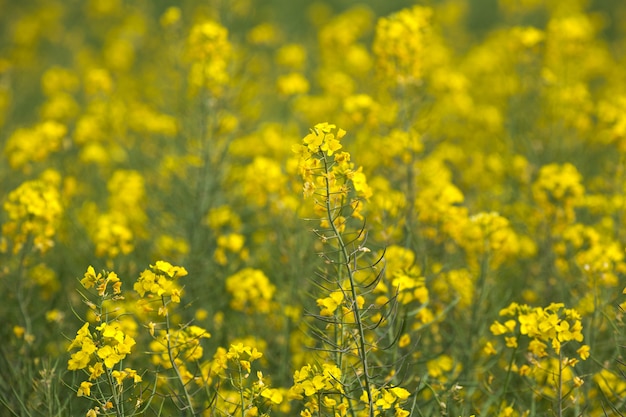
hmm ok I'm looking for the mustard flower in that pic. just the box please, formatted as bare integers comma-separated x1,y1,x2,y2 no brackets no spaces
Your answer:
277,73,310,96
77,381,92,397
373,5,434,87
317,291,344,316
4,121,67,170
186,20,231,96
276,43,307,70
67,323,97,371
92,213,134,259
532,163,584,226
493,302,588,364
426,355,457,380
134,261,187,310
225,268,276,314
290,363,344,400
2,177,62,254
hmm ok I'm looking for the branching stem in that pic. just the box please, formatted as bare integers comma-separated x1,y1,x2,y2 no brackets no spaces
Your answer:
321,153,374,416
162,296,195,416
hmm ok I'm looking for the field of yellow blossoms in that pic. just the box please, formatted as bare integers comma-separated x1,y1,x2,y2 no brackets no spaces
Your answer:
1,0,626,416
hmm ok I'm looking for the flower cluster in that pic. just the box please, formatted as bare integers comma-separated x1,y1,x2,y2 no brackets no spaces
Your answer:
532,163,585,227
491,302,588,358
374,245,428,307
67,266,140,405
360,386,411,417
186,19,232,96
2,174,62,254
373,5,434,88
489,302,590,398
205,205,248,266
4,121,67,172
225,268,276,314
149,325,210,383
134,261,187,315
289,363,345,415
294,122,372,231
457,211,523,269
85,170,147,260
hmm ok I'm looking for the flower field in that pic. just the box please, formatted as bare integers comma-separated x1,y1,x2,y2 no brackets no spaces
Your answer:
1,0,626,416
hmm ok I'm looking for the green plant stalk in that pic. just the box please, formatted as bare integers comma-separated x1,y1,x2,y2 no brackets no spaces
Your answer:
15,234,35,340
162,296,195,416
103,365,124,417
98,300,125,417
321,153,374,416
557,350,563,417
317,391,322,417
237,363,245,417
496,339,520,416
332,303,344,374
589,272,600,357
463,249,490,381
138,372,160,415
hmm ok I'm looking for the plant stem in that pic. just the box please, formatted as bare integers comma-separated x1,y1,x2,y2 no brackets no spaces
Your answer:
321,154,374,416
162,296,195,416
557,350,563,417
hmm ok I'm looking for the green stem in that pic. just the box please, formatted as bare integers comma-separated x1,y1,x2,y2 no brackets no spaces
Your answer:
103,364,124,417
162,296,195,416
496,340,519,416
321,153,374,416
15,234,35,341
238,364,245,417
557,350,563,417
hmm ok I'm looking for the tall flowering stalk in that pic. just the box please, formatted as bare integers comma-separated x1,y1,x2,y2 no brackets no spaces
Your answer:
67,267,141,417
488,302,590,416
293,123,411,417
67,261,211,417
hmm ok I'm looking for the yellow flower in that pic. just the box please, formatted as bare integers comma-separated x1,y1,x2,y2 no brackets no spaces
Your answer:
573,376,584,387
389,387,410,400
375,389,397,409
261,388,284,404
317,291,344,316
77,381,92,397
152,260,188,278
13,326,25,339
505,336,518,348
395,406,410,417
68,348,94,371
125,368,142,383
426,355,455,379
484,341,497,356
88,362,104,380
277,73,310,96
80,266,101,289
518,365,531,376
86,407,100,417
97,345,124,368
577,344,590,360
490,321,511,335
111,370,127,385
398,333,411,348
528,339,547,357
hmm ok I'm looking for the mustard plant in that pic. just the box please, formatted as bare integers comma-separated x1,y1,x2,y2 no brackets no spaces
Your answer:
488,302,589,416
66,266,141,417
294,123,412,417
